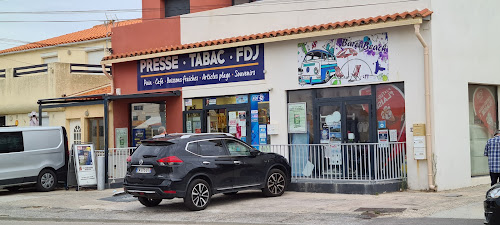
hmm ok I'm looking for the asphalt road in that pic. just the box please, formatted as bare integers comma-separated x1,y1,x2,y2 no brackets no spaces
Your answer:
0,185,489,225
0,217,485,225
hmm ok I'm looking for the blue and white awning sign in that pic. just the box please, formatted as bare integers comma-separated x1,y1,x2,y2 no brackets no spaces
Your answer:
137,44,264,91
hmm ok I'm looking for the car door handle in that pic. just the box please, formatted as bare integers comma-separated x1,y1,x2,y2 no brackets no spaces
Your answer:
233,161,242,165
202,161,210,165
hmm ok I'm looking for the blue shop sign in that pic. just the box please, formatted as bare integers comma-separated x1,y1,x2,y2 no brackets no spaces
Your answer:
137,44,264,91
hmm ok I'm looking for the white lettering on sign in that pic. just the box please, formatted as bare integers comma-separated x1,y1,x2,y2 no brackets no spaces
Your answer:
234,70,256,77
140,56,179,73
189,50,225,67
236,46,259,62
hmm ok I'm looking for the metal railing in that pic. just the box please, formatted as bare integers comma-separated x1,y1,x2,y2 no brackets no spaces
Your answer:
257,142,406,182
96,142,405,184
70,63,111,75
13,64,47,77
95,148,134,183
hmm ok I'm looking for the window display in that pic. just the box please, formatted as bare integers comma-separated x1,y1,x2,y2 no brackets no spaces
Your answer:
469,85,498,176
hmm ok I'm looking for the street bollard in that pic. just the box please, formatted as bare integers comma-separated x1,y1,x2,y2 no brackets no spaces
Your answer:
97,156,105,190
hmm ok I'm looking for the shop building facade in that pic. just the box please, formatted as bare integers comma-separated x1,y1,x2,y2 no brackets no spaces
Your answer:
103,0,500,191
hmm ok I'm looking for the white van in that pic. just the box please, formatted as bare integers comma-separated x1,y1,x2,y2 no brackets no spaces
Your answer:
0,126,68,191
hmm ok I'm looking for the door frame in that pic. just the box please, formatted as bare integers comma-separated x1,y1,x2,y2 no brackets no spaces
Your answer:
183,110,205,133
183,96,252,144
313,95,376,144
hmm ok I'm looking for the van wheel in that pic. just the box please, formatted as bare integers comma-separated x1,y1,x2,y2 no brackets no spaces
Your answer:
262,169,287,197
138,197,162,207
184,179,211,211
36,169,57,192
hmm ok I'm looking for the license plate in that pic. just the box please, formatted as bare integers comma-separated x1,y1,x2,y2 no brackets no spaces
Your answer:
136,167,151,174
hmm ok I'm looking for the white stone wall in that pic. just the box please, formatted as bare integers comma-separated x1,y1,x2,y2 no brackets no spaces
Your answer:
180,0,430,44
182,26,430,190
427,0,500,190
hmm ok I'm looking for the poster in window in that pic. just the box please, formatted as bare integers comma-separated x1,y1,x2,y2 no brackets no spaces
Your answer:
115,128,128,148
378,130,389,147
473,87,497,136
361,84,405,142
288,102,307,133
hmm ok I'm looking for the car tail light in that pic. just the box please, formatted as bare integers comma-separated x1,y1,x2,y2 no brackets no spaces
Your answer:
163,190,176,194
126,156,131,162
157,156,183,166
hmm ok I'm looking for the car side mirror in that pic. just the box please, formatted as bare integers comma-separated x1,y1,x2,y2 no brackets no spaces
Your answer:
250,149,260,157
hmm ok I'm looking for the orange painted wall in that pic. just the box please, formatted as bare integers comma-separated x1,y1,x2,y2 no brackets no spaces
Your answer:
142,0,165,20
111,17,181,55
190,0,232,13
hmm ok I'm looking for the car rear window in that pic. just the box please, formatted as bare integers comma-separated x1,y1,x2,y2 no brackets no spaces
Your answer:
133,142,175,158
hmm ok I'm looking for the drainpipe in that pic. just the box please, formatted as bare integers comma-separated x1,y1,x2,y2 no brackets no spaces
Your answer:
414,24,436,191
102,65,114,95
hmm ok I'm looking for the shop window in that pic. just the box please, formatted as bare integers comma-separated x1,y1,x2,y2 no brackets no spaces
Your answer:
131,102,166,146
317,86,371,98
469,85,498,176
375,83,406,143
288,90,314,144
216,96,236,105
184,98,204,111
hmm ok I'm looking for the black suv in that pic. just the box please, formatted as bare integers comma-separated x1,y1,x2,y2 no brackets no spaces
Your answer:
124,133,291,211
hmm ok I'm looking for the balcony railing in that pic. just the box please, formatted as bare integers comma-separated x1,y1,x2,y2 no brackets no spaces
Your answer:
70,63,111,75
13,64,47,77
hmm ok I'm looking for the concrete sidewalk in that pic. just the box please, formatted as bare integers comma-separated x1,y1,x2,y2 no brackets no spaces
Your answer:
0,183,490,224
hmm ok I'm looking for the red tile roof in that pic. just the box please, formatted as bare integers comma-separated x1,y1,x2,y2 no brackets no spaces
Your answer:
69,84,111,97
0,19,141,54
103,9,432,61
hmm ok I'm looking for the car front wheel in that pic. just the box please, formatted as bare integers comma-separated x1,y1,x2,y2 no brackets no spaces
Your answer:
263,169,287,197
138,197,162,207
184,179,211,211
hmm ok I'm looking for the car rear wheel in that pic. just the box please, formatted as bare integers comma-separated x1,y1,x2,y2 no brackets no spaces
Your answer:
184,179,211,211
138,197,162,207
36,169,57,192
263,169,287,197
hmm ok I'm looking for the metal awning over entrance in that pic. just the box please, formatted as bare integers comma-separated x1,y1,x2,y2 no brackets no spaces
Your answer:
37,90,181,184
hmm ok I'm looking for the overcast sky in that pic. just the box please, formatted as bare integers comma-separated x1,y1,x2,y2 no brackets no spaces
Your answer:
0,0,142,51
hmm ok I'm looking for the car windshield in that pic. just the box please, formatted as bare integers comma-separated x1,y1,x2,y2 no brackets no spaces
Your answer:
305,51,322,60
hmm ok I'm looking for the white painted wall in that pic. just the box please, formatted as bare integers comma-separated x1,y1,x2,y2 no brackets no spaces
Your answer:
181,25,430,190
179,0,500,191
180,0,430,44
427,0,500,190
